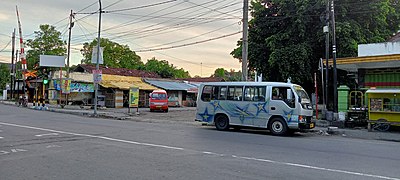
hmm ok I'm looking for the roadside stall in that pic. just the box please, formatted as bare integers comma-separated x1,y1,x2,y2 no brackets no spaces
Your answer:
366,89,400,131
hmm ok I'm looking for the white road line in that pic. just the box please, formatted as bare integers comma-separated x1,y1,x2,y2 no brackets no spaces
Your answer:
0,136,3,139
234,156,400,180
35,133,59,137
0,121,398,180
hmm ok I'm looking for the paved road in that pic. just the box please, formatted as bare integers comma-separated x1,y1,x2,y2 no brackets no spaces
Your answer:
0,104,399,180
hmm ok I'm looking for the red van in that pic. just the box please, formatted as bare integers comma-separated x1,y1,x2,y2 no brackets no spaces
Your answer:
149,90,168,112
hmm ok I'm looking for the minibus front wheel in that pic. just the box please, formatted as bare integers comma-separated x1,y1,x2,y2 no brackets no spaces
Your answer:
269,117,288,135
215,114,230,131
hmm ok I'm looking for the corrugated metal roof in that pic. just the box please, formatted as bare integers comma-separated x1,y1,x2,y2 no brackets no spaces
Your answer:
144,79,198,91
101,74,157,90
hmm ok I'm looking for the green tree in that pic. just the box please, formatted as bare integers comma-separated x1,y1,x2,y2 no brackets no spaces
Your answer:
0,64,10,90
144,57,190,78
212,68,241,81
26,24,66,71
214,68,228,79
81,38,143,69
231,0,400,86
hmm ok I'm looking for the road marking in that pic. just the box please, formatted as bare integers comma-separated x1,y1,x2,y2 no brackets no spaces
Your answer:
0,121,398,180
46,145,61,148
0,151,9,155
10,149,27,153
35,133,59,137
0,136,3,139
233,156,400,180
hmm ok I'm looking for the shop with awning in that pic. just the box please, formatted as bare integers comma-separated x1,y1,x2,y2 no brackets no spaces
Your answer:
144,79,198,107
100,74,157,108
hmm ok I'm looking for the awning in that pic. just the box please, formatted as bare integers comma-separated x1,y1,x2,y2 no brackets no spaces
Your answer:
100,74,157,91
323,54,400,72
366,89,400,94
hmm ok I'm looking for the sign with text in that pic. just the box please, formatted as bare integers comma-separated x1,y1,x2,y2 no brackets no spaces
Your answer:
129,87,139,108
70,83,94,92
92,70,102,83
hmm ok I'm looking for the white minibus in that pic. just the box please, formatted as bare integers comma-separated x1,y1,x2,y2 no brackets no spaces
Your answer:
195,82,314,135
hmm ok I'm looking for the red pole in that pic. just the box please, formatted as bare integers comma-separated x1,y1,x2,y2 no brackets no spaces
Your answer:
315,72,318,119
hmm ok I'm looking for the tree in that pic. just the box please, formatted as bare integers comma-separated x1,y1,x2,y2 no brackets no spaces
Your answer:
144,57,190,78
212,68,241,81
26,24,66,71
231,0,400,87
214,68,228,78
81,38,143,69
0,64,10,90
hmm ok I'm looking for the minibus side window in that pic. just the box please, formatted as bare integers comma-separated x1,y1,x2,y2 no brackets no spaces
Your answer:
271,87,295,108
201,85,212,102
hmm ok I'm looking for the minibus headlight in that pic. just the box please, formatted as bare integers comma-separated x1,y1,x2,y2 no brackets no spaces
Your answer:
298,115,305,123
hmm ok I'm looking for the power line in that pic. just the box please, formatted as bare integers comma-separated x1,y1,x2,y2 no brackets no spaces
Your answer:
141,22,239,49
104,0,178,13
0,40,11,52
103,0,241,41
135,31,242,52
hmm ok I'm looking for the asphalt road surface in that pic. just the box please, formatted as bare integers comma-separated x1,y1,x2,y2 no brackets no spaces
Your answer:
1,104,399,180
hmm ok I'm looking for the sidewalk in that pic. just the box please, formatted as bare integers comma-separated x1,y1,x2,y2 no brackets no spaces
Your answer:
1,100,400,142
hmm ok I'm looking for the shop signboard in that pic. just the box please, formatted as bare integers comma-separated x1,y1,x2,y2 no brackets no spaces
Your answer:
129,87,139,108
70,83,94,92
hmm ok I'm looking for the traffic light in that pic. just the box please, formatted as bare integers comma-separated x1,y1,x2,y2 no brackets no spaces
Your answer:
43,79,49,85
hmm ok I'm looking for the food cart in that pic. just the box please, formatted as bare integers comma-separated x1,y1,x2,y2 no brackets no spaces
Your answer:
366,89,400,131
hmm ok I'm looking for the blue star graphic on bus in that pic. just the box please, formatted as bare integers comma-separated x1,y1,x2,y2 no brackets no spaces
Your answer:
209,100,222,111
235,104,253,123
283,110,294,122
253,101,269,116
198,108,213,122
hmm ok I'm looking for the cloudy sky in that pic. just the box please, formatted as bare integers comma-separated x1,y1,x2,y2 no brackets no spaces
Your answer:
0,0,244,77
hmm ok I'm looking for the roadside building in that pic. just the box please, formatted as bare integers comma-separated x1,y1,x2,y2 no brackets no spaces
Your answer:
144,79,199,107
50,65,159,108
327,41,400,89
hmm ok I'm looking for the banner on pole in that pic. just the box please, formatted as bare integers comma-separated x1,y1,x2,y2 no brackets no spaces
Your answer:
93,70,102,83
91,46,104,64
129,87,139,108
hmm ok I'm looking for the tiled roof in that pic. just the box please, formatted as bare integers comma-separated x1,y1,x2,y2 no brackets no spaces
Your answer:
175,77,225,82
388,32,400,42
76,64,160,78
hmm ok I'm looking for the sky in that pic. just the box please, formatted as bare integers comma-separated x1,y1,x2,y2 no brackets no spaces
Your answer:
0,0,244,77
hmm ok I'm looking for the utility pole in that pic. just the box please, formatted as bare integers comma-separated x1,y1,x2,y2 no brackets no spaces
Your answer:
15,50,19,99
67,10,74,78
331,0,338,113
200,62,202,77
66,10,74,107
10,29,16,100
325,0,330,111
94,0,102,115
241,0,249,81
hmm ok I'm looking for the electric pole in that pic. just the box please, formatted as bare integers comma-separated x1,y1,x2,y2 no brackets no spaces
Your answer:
241,0,249,81
331,0,338,113
67,10,74,78
325,0,330,111
94,0,102,115
10,29,16,100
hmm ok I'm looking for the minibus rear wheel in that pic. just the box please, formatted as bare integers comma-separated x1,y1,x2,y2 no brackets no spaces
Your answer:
215,114,229,131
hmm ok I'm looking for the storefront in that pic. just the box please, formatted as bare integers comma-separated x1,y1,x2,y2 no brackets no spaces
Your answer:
144,79,198,107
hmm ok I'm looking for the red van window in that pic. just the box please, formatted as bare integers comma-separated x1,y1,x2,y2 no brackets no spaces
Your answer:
151,93,167,100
